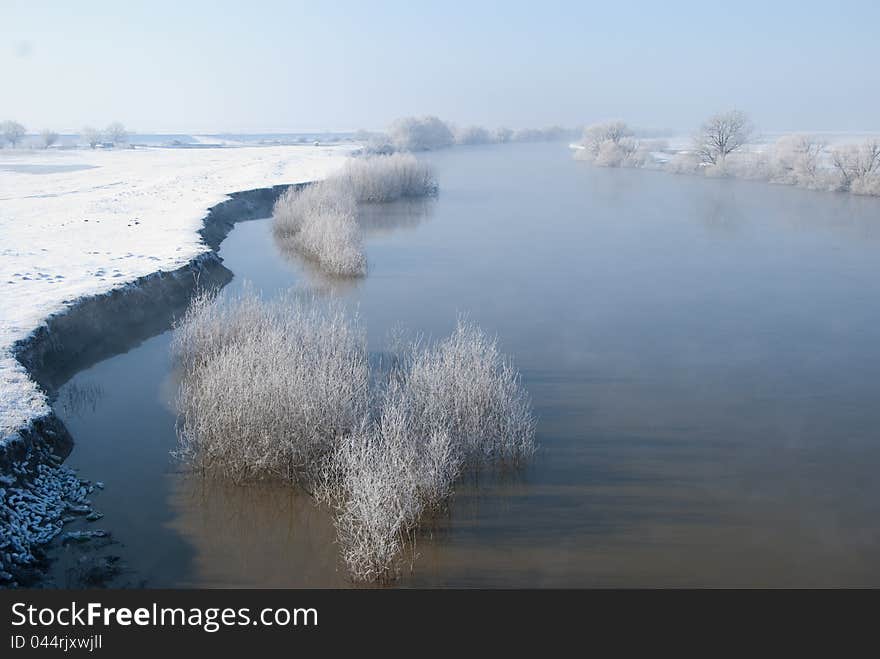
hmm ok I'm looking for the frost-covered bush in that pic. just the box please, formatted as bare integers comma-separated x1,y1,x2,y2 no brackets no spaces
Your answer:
174,292,536,582
455,125,493,145
337,153,438,202
581,121,633,157
577,122,645,168
831,139,880,194
356,130,396,155
173,290,370,485
392,319,535,465
272,155,437,275
570,110,877,199
595,138,642,168
708,151,772,180
1,120,26,148
321,405,458,582
770,134,825,187
665,152,701,175
494,127,514,143
272,182,367,277
320,319,534,580
850,172,880,196
171,287,272,372
388,116,455,151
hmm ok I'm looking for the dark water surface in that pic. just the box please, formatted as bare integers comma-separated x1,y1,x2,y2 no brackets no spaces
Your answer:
53,143,880,587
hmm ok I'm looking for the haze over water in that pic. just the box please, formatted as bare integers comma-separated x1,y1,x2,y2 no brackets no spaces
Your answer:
55,142,880,586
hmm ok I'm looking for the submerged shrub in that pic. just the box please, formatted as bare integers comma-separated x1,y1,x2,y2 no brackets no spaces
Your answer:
171,287,270,372
320,318,535,580
322,408,459,581
174,292,536,582
391,319,535,464
272,182,366,277
173,289,370,485
337,153,438,202
272,155,438,276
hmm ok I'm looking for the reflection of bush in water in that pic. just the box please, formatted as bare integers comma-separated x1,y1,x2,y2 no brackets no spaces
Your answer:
171,289,535,582
272,196,436,293
273,238,365,296
357,198,435,235
271,154,437,277
58,382,105,417
272,181,366,277
169,475,346,587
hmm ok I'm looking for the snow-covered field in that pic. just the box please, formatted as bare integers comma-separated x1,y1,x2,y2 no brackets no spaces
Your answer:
0,144,355,447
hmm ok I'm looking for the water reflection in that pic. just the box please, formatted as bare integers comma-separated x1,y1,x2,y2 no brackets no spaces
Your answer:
271,241,363,296
56,381,104,417
167,476,348,588
270,197,436,294
358,198,435,235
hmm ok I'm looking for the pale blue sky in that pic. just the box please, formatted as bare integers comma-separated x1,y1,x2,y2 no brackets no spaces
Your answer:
2,0,878,133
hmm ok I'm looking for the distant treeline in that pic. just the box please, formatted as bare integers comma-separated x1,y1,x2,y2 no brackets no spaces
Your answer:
357,116,579,154
0,120,129,149
574,111,880,197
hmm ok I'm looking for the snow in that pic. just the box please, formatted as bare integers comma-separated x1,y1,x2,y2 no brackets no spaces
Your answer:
189,135,247,147
0,144,355,445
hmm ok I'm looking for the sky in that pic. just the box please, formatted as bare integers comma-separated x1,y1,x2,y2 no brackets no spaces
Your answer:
2,0,879,134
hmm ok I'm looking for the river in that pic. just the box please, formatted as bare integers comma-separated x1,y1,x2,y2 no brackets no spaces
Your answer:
50,142,880,587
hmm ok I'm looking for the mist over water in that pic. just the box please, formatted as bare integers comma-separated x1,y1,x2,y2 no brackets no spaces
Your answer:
52,142,880,586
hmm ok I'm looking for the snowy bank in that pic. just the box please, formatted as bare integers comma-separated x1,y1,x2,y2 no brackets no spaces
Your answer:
0,144,353,584
0,144,354,449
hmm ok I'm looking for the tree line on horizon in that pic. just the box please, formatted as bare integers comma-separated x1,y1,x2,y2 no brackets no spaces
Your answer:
0,121,129,149
574,110,880,196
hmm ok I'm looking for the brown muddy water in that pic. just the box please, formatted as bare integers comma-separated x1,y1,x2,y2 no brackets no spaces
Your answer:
49,142,880,587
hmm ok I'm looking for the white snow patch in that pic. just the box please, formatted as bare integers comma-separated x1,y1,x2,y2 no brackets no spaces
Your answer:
0,144,355,445
189,135,247,147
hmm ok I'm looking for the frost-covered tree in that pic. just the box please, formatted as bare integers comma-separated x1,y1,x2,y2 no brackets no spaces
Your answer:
388,116,454,151
104,122,128,145
494,127,513,143
771,134,825,186
82,126,102,148
40,129,59,149
577,121,642,167
594,138,641,167
693,110,754,165
581,121,633,156
2,120,26,148
454,125,492,145
830,139,880,192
